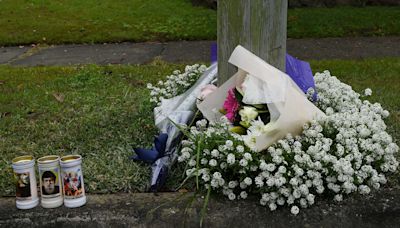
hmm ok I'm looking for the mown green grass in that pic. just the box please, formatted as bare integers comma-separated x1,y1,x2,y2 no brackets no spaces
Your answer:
0,62,185,196
288,6,400,38
0,1,399,46
0,0,216,46
1,58,399,195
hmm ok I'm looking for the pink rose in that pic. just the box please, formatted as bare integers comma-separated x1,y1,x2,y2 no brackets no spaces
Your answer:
199,84,218,100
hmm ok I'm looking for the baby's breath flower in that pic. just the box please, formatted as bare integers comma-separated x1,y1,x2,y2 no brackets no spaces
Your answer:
228,192,236,200
364,88,372,96
244,153,252,161
290,205,300,215
228,181,238,189
240,191,248,199
209,159,218,167
269,203,277,211
244,177,252,185
227,154,236,165
239,159,248,167
334,194,343,202
211,149,219,158
236,145,245,153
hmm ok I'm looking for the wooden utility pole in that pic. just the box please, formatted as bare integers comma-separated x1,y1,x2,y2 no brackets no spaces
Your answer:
217,0,288,84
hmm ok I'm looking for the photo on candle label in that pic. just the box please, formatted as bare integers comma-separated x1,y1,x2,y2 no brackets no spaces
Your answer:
62,170,83,198
41,170,61,196
14,172,31,198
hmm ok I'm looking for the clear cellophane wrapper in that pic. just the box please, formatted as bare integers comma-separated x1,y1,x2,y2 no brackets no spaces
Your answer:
198,45,326,152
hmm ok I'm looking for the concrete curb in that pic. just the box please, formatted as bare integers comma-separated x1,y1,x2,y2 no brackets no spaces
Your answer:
1,37,399,66
1,188,400,227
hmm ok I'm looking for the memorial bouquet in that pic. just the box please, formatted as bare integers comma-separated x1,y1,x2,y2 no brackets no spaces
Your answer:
143,46,398,216
147,64,208,107
218,86,271,135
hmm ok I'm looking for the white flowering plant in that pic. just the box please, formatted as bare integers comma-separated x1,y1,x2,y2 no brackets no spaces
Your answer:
177,70,398,216
147,64,208,106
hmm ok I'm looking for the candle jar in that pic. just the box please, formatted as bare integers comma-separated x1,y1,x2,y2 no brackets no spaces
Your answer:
11,155,39,209
60,155,86,208
38,155,63,208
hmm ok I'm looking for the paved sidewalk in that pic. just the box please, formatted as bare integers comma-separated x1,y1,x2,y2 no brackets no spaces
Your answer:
1,37,399,66
1,188,400,227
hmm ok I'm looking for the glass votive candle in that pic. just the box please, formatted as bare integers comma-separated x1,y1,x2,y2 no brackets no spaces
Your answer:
60,155,87,208
11,155,39,209
38,155,63,208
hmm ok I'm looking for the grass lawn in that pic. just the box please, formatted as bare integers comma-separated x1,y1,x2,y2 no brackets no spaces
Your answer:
0,58,399,195
0,62,185,195
0,1,399,46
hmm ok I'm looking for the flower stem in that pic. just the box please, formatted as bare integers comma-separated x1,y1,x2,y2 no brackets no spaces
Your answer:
200,186,211,227
196,136,203,190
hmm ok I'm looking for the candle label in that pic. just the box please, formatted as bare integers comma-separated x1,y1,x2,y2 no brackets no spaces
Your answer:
40,168,62,198
62,167,85,199
14,172,32,200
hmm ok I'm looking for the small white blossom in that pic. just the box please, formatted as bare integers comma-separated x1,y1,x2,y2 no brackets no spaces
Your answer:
211,149,219,158
334,194,343,202
239,159,248,167
244,153,253,161
266,163,276,172
266,178,275,187
227,154,236,165
236,145,245,153
220,162,227,169
209,159,218,167
225,140,234,148
244,177,252,185
210,179,219,188
255,176,264,188
228,181,238,189
228,192,236,200
202,174,210,182
269,203,277,211
260,198,267,206
364,88,372,96
240,191,248,199
188,159,196,167
240,181,247,189
291,205,300,215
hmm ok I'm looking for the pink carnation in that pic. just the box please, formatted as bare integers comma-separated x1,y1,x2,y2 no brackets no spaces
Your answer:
223,88,240,122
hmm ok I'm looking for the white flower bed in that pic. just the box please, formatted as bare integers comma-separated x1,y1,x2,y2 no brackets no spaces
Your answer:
147,64,207,106
177,70,399,215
